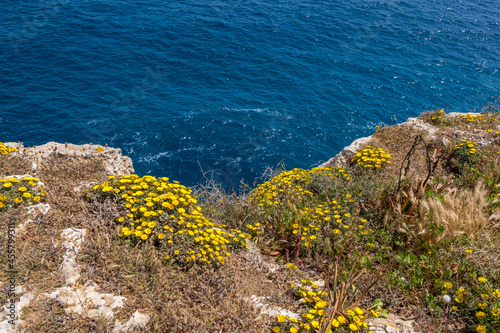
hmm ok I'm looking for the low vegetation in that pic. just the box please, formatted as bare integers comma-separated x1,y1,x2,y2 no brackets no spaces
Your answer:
1,100,500,332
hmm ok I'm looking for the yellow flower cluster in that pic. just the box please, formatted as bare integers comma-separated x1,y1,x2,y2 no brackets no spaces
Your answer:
436,278,500,332
245,222,263,238
351,146,392,169
249,167,350,207
455,140,479,155
431,109,446,121
244,166,375,260
273,279,369,332
88,174,250,265
460,113,497,123
0,142,17,155
0,176,47,209
293,194,369,249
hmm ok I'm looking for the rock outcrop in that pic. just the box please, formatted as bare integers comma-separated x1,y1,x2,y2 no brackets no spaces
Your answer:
320,112,486,168
5,142,134,177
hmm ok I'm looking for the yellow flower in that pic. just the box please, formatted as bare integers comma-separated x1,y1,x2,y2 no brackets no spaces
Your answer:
316,301,328,309
272,327,280,333
349,323,358,331
141,234,148,240
3,182,12,188
491,307,500,316
277,314,287,323
331,319,340,327
478,302,488,310
290,328,298,333
476,325,486,333
354,307,364,315
311,320,319,328
338,316,346,324
476,311,486,320
444,282,453,289
477,277,487,283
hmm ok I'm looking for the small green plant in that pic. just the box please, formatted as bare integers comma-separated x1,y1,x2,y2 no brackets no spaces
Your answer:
454,140,482,166
368,299,388,318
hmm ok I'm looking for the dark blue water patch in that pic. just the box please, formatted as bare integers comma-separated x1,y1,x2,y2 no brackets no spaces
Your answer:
1,0,499,188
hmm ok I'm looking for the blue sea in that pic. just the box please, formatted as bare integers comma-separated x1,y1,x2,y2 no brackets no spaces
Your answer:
1,0,499,189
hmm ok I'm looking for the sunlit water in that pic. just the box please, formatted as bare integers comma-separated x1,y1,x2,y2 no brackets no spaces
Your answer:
1,0,499,188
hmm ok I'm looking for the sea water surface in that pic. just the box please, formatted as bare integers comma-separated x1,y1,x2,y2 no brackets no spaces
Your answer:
1,0,499,188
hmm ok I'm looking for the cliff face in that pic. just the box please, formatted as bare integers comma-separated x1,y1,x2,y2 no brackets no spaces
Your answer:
320,112,496,168
5,141,134,177
1,109,499,333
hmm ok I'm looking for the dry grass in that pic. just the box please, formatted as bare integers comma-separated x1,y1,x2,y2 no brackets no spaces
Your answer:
372,124,457,184
418,182,490,241
0,154,32,176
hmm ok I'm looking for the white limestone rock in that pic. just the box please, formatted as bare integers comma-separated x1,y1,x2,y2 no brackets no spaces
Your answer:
320,135,374,168
367,313,417,333
113,311,150,333
60,228,86,286
244,295,299,320
240,240,281,273
26,203,51,216
45,280,126,320
4,142,134,177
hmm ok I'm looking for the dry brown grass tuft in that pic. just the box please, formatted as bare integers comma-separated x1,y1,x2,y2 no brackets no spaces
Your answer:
0,154,32,177
418,182,491,240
